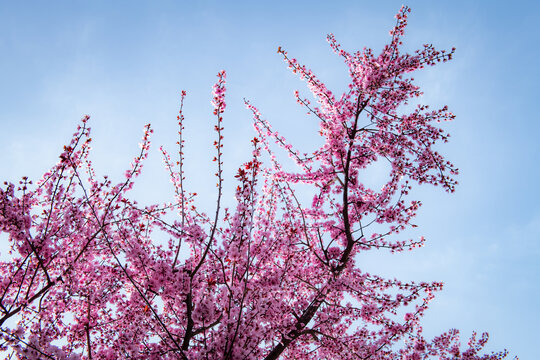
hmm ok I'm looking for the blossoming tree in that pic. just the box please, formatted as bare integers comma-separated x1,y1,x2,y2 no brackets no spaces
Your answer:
0,7,508,360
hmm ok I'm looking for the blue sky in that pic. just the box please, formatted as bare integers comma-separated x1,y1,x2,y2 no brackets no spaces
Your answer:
0,1,538,358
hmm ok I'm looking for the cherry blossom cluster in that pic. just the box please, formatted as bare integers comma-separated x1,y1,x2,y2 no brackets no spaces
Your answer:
0,6,508,360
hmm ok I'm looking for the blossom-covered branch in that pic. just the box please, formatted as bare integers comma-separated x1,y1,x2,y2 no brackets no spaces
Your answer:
0,6,508,360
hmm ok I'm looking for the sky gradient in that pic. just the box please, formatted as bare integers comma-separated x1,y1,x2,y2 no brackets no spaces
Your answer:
0,1,538,358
